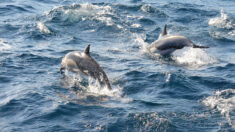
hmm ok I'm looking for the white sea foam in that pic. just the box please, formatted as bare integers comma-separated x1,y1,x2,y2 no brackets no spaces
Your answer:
165,73,171,83
48,3,114,26
208,9,235,40
59,72,133,108
140,4,154,13
131,23,141,28
228,30,235,36
37,22,51,34
86,77,123,98
208,10,234,29
132,33,148,53
61,71,123,98
0,39,11,51
133,112,171,131
202,89,235,128
172,47,218,68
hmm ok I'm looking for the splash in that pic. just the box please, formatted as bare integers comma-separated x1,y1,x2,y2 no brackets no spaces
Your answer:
165,72,171,83
133,33,217,68
59,72,132,108
172,47,217,68
131,33,149,53
202,89,235,128
37,22,51,34
208,10,234,29
60,70,123,99
208,9,235,41
86,77,123,98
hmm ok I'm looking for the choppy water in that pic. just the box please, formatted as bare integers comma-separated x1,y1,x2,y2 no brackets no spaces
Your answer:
0,0,235,131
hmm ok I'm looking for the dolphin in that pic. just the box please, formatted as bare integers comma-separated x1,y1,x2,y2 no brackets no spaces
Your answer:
60,45,112,90
149,24,209,56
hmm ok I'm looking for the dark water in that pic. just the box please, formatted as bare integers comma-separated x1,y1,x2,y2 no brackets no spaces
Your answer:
0,0,235,131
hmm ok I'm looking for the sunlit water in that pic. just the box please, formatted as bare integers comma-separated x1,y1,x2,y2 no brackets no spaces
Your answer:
0,0,235,131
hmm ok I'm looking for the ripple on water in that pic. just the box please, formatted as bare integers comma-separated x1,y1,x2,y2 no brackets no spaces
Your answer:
0,1,234,132
0,38,11,51
107,112,176,132
0,5,30,15
202,89,235,129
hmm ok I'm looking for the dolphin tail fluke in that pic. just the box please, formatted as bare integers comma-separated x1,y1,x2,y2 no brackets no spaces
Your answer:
103,75,112,90
106,82,112,90
193,44,209,48
98,72,112,90
97,78,112,90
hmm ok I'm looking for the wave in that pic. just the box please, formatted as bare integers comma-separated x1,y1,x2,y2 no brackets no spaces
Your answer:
209,10,234,29
122,112,176,131
46,3,113,24
0,5,30,16
37,22,51,34
208,10,235,41
202,89,235,128
43,3,168,36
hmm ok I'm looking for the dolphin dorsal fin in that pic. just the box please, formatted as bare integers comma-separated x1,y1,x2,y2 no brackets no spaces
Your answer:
162,24,167,36
84,44,90,55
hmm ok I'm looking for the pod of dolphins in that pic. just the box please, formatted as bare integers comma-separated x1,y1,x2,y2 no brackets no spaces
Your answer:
60,24,209,89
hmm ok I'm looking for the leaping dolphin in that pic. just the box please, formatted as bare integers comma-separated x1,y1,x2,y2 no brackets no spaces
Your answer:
60,45,112,90
149,24,209,56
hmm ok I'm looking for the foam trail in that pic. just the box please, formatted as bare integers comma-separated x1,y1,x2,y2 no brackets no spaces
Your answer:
202,89,235,128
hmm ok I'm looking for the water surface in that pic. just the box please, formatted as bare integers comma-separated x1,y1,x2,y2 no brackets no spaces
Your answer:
0,0,235,131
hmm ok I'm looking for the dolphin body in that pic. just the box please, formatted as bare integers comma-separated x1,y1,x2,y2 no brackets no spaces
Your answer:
60,45,112,90
149,25,209,56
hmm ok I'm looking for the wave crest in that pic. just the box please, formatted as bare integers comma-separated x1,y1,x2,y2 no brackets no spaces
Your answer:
202,89,235,128
37,22,51,34
208,9,235,41
209,10,234,29
47,3,113,24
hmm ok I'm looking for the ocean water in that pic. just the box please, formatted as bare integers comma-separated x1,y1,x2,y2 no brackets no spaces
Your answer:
0,0,235,131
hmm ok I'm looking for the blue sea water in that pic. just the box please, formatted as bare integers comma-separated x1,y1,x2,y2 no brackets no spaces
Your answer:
0,0,235,131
